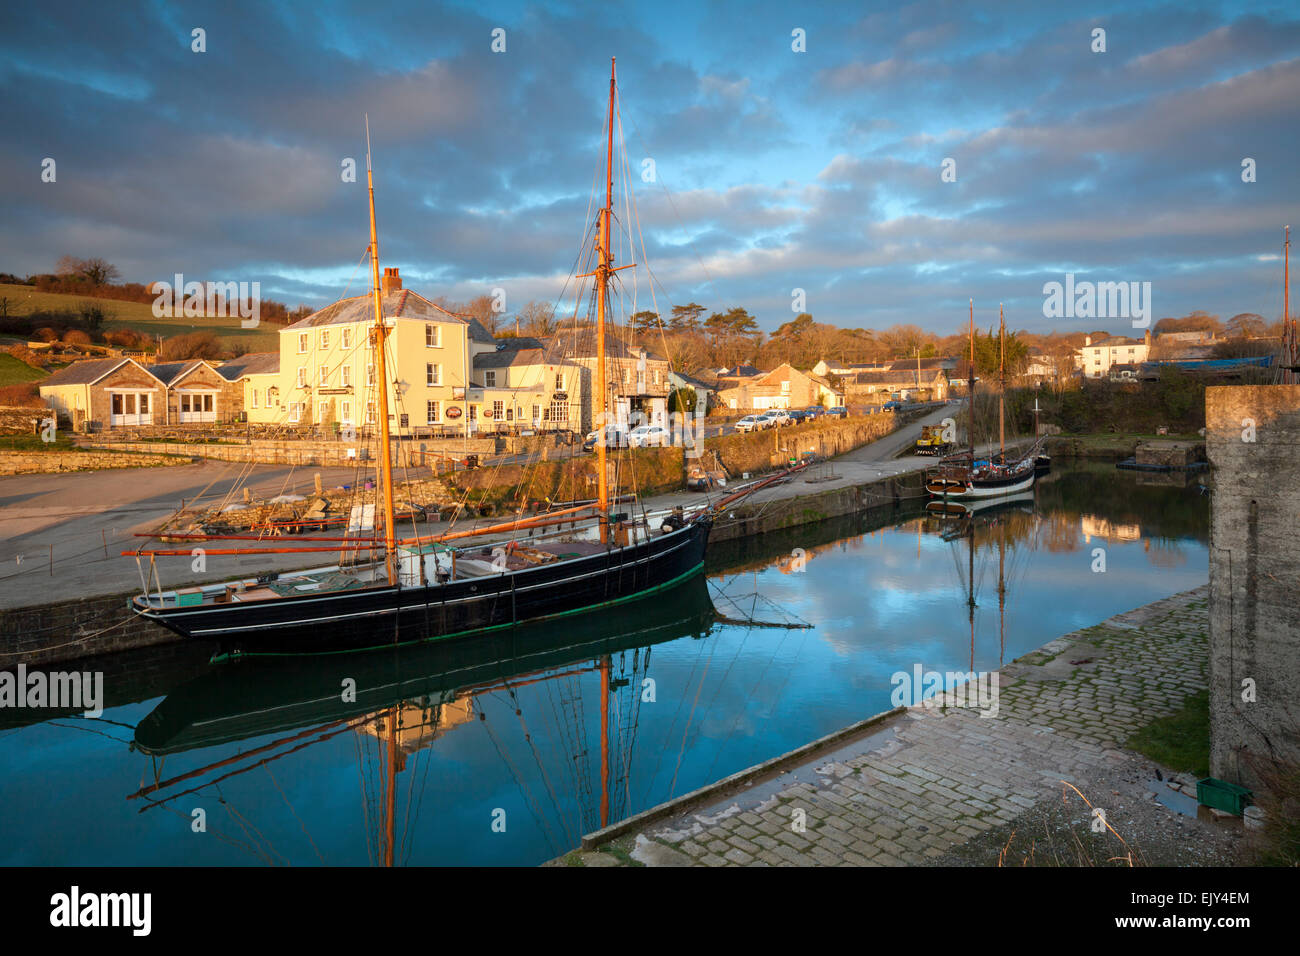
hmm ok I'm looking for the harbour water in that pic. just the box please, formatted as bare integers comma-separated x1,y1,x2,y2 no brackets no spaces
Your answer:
0,462,1209,866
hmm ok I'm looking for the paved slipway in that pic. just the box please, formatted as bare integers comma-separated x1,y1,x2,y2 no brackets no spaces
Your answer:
557,585,1246,867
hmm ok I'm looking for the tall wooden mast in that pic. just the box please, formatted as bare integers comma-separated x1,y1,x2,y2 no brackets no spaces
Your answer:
595,59,616,544
968,299,975,464
1285,226,1294,385
998,303,1005,460
365,117,398,585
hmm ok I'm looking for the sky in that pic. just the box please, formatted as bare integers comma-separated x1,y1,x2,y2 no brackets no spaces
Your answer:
2,0,1298,336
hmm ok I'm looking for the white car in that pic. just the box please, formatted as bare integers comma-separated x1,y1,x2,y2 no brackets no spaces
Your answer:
629,424,671,447
766,410,791,427
757,411,783,428
583,424,630,450
736,415,764,433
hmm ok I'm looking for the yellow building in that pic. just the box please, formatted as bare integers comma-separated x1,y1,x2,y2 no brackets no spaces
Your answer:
470,344,580,433
270,268,495,435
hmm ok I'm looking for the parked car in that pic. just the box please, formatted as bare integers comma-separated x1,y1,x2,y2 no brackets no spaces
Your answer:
760,410,789,428
803,405,826,419
736,414,765,433
881,400,903,412
629,424,671,447
786,409,808,424
827,406,848,418
582,424,630,450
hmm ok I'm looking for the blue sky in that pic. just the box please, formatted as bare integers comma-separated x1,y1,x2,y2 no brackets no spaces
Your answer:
2,0,1297,334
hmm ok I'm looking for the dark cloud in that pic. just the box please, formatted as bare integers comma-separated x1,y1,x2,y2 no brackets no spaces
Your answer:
0,0,1296,335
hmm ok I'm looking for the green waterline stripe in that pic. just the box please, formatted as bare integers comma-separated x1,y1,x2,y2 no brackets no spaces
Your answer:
214,561,707,662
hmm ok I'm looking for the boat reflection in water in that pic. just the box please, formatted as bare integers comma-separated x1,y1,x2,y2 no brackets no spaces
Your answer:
131,573,717,864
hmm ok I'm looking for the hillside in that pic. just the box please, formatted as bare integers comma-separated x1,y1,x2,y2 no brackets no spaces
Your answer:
0,352,47,385
0,282,282,351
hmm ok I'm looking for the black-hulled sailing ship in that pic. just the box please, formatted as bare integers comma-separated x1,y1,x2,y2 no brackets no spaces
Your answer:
128,61,748,657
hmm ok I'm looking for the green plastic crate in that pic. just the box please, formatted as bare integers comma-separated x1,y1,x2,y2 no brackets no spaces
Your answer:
1196,777,1252,815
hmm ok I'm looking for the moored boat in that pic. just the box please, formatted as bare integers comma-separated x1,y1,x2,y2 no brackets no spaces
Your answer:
128,60,745,659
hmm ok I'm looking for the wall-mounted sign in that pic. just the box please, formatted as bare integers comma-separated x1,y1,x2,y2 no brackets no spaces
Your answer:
445,406,463,419
552,391,568,402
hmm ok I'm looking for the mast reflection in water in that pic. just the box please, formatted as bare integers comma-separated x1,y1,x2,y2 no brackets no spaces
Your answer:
0,464,1208,866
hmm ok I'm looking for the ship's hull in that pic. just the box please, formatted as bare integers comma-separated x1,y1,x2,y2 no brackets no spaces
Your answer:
925,468,1036,500
133,518,712,657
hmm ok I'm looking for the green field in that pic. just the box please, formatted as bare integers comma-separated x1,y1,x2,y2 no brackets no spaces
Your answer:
0,283,282,350
0,352,47,385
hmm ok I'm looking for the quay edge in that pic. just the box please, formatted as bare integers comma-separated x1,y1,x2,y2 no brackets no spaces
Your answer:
1,469,927,669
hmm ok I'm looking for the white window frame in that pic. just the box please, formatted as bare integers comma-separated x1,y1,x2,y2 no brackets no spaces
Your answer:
342,366,351,387
298,333,308,353
320,330,330,350
319,365,328,386
427,400,440,425
426,324,440,348
297,367,306,388
342,328,352,350
426,363,441,386
484,370,497,387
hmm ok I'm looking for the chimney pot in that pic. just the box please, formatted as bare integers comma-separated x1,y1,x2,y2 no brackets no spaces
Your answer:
382,267,402,295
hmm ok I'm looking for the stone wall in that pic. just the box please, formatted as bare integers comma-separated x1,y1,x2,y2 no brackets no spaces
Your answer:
0,591,178,667
83,436,500,468
1206,384,1300,792
1135,440,1205,468
0,449,186,475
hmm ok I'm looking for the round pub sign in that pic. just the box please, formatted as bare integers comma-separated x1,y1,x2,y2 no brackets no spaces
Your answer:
445,406,463,419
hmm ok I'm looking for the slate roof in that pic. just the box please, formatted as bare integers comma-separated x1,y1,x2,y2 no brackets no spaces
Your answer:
473,347,546,369
542,334,666,363
147,361,214,386
216,352,280,381
39,358,135,387
283,289,495,345
1084,335,1144,348
852,368,946,385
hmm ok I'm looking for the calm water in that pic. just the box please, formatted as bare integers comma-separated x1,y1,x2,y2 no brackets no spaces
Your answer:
0,463,1208,866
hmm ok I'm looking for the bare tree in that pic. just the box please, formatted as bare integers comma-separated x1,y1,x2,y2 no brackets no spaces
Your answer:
518,300,558,337
79,258,120,286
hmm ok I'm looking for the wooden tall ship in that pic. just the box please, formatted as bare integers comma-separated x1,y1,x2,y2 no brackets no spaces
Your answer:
925,301,1041,501
127,61,776,657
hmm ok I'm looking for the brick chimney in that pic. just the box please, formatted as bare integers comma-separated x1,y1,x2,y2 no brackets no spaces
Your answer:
381,267,402,295
1084,334,1092,347
1144,329,1152,348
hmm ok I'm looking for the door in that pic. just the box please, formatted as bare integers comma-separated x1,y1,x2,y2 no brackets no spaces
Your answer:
110,392,153,427
179,393,216,423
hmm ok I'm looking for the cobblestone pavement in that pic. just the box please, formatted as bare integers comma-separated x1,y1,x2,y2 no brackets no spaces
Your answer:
570,585,1210,867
